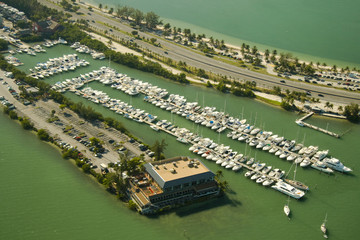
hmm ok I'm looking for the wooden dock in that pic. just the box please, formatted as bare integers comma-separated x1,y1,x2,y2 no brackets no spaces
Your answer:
295,112,340,138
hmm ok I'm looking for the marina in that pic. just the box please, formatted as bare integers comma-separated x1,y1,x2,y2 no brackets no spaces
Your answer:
50,64,351,176
25,57,348,199
1,44,359,240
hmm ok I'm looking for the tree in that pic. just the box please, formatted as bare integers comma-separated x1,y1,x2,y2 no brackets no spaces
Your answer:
151,139,167,160
251,46,258,55
0,39,9,51
132,9,144,25
99,4,102,9
108,7,114,14
21,118,33,130
265,49,270,58
343,103,360,122
37,129,50,141
145,11,159,29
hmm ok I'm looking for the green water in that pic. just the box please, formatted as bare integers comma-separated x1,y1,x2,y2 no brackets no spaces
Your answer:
2,45,359,239
88,0,360,68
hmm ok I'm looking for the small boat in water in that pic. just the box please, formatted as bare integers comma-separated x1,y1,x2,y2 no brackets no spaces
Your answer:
284,197,290,218
321,213,328,239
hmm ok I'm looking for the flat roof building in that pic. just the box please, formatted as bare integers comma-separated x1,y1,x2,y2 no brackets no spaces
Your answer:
128,156,220,214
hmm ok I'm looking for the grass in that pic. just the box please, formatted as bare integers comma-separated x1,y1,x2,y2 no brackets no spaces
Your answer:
255,95,281,107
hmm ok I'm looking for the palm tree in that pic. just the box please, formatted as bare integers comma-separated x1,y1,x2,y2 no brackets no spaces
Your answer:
151,139,167,160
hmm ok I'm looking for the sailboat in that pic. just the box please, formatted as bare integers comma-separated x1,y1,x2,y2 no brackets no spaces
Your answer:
284,197,290,218
321,213,328,238
284,163,309,191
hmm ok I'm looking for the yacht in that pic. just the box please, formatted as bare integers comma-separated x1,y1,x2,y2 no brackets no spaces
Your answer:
271,180,305,199
322,157,352,173
311,161,334,174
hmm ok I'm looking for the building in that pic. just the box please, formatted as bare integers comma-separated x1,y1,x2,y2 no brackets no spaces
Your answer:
128,156,220,214
33,18,62,37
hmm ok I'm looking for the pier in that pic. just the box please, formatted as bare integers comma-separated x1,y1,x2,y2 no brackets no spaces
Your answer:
295,112,340,138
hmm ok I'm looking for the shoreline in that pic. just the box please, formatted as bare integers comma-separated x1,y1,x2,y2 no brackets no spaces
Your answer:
81,0,360,69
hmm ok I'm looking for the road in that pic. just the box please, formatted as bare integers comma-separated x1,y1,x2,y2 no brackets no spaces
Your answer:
37,0,360,104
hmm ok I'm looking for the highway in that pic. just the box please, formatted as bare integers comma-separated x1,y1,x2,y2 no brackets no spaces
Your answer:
39,0,360,104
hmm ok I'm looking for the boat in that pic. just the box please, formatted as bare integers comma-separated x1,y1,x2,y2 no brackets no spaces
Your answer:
322,157,352,173
176,137,188,144
284,163,309,191
321,213,328,239
262,178,274,187
271,180,305,199
284,197,290,218
311,161,334,174
284,179,309,191
245,170,255,178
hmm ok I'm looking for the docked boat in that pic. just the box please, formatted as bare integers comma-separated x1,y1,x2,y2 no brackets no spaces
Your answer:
245,170,255,178
322,157,352,173
284,179,309,191
271,180,305,199
284,163,309,191
311,161,334,174
262,178,274,187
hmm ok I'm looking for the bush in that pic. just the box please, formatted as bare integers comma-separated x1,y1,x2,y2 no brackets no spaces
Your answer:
37,129,50,141
20,118,33,130
9,110,18,119
0,39,8,51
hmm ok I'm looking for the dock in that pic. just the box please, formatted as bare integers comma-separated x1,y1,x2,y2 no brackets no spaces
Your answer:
295,112,340,138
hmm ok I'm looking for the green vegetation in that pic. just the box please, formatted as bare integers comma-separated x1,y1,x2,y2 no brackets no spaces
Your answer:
37,129,50,141
2,0,67,21
0,39,9,51
60,0,80,12
151,139,167,160
343,103,360,123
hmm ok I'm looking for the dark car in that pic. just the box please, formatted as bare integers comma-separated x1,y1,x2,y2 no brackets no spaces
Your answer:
280,80,286,83
318,94,324,97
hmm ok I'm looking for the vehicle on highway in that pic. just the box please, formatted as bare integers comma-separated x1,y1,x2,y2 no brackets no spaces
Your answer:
280,80,286,83
164,51,168,54
318,94,324,97
306,91,311,95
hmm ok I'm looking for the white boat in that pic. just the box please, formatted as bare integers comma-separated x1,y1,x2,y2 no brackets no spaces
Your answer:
245,170,255,178
232,164,242,171
311,161,334,174
322,157,352,173
176,137,188,144
262,178,274,186
300,158,311,167
271,180,305,199
284,197,290,218
256,175,267,184
251,172,262,180
321,214,328,239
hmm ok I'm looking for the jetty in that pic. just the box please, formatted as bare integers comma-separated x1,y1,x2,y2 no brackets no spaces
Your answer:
295,112,340,138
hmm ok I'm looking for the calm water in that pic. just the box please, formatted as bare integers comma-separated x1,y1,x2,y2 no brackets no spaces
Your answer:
88,0,360,68
1,45,359,239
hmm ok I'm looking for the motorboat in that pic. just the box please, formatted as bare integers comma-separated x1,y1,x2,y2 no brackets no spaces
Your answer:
262,178,274,186
256,175,267,184
271,180,305,199
245,170,255,178
322,157,352,173
311,161,334,174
